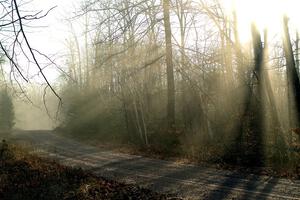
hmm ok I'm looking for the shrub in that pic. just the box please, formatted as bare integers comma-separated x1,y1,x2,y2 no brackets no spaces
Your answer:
0,89,14,133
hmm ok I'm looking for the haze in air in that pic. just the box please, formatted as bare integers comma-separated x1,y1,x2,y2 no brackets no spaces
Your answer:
0,0,300,199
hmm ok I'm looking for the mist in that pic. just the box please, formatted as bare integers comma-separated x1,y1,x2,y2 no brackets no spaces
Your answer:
1,0,298,168
0,0,300,198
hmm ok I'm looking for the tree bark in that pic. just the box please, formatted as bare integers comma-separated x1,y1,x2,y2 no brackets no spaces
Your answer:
250,24,264,166
282,16,300,128
163,0,176,127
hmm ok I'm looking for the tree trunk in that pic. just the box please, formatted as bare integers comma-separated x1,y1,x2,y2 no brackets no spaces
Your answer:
282,16,300,129
250,24,264,166
163,0,175,127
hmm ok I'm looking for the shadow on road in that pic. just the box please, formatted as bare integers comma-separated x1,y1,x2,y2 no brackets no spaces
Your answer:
10,130,299,200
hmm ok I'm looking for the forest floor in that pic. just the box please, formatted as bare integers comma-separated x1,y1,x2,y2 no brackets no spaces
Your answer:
0,140,178,200
5,130,300,200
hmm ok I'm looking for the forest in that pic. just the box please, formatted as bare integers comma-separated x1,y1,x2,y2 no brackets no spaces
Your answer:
0,0,300,199
56,0,300,171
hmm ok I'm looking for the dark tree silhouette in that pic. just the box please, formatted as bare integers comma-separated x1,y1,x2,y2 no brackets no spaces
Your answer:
0,89,14,132
163,0,175,127
282,16,300,128
0,0,60,100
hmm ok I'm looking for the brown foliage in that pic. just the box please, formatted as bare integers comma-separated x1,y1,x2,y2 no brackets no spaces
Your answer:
0,142,178,200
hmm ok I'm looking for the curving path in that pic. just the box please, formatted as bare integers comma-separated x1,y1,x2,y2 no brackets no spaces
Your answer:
8,130,300,200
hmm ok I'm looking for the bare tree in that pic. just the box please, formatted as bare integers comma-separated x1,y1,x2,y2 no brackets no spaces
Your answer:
163,0,175,127
0,0,60,101
282,16,300,129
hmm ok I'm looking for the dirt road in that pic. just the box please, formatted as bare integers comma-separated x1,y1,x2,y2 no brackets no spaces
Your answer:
9,130,300,200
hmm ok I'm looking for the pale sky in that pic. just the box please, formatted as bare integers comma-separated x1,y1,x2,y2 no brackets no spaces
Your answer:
28,0,81,53
14,0,300,84
20,0,83,82
27,0,300,59
222,0,300,42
